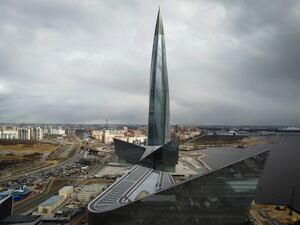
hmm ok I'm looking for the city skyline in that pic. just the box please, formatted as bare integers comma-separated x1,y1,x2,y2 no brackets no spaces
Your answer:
1,1,300,125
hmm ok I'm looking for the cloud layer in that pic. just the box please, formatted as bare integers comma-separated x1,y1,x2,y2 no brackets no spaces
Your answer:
0,0,300,125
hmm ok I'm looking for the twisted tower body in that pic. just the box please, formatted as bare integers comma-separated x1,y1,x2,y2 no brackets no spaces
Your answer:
148,9,170,146
113,9,178,172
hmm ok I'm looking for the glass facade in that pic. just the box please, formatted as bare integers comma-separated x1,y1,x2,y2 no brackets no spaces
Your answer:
88,151,269,225
0,196,13,221
114,138,179,172
148,9,170,146
114,138,145,164
141,139,179,172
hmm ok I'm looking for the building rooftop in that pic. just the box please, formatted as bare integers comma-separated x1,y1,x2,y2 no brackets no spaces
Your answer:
39,195,64,207
12,188,31,196
81,184,107,192
59,186,73,192
88,165,174,213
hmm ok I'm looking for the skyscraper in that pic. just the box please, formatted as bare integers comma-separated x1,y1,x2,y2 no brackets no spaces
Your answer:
88,10,271,225
147,9,170,146
113,9,178,172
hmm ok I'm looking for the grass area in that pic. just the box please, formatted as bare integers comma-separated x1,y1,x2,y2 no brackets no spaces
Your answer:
0,155,25,161
192,134,246,145
243,137,269,146
0,142,61,154
0,142,61,169
0,155,30,170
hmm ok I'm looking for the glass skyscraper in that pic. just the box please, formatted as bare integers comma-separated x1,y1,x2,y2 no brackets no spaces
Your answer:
112,9,179,172
148,9,170,146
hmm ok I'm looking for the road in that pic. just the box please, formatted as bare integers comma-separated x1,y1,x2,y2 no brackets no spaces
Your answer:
12,137,85,214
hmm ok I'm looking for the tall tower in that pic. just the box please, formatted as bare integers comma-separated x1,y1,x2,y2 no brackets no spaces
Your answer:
148,9,170,146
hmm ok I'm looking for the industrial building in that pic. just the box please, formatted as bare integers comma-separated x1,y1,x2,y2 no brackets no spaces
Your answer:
77,184,106,203
0,188,31,202
38,195,64,215
58,186,73,199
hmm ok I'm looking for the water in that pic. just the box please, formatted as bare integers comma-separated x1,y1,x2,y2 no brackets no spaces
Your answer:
255,135,300,212
200,135,300,212
200,143,270,169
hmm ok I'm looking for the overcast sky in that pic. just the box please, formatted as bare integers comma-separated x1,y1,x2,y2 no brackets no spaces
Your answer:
0,0,300,125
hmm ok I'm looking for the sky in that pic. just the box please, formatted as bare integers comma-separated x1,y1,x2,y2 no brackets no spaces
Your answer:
0,0,300,125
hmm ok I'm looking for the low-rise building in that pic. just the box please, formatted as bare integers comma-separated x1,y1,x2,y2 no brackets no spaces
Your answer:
77,184,106,203
37,195,64,215
58,186,73,199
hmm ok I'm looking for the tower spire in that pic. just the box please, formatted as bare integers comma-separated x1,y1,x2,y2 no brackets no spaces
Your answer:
148,8,170,146
154,7,164,35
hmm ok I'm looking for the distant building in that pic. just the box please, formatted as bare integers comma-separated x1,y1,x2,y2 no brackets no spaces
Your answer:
44,126,65,135
43,126,52,135
52,126,65,135
217,130,237,136
1,131,18,140
91,130,103,141
103,129,125,144
92,129,147,144
127,136,147,144
32,127,43,141
0,127,18,140
18,128,31,140
0,126,17,132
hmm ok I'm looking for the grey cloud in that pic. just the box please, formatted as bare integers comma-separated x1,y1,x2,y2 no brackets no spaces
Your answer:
0,0,299,125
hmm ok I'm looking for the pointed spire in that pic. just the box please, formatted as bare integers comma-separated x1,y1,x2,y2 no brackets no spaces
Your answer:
154,7,164,35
